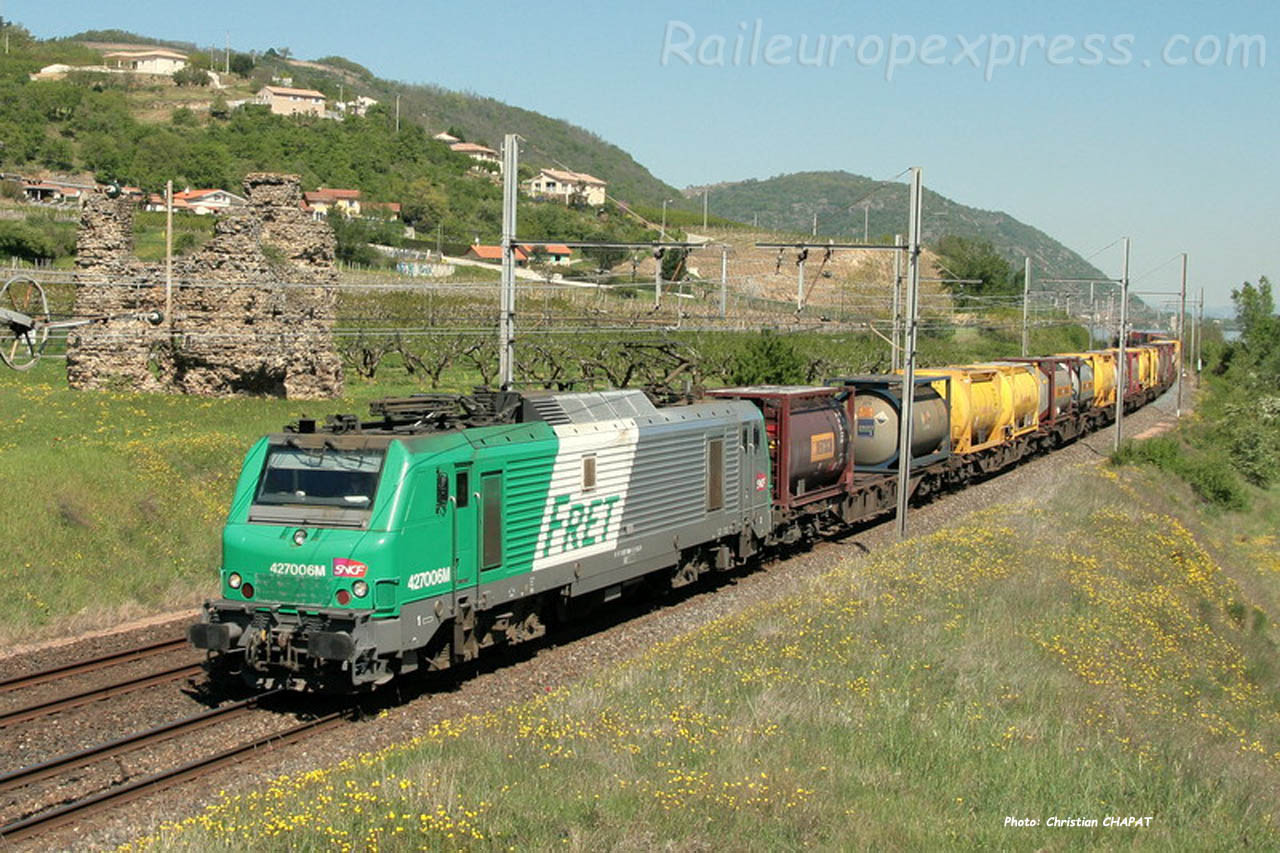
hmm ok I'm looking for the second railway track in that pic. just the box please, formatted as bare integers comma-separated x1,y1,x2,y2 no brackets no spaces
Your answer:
0,637,189,695
0,697,352,845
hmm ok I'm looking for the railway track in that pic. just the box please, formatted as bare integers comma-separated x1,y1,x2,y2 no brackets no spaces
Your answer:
0,698,352,844
0,650,200,722
0,638,188,694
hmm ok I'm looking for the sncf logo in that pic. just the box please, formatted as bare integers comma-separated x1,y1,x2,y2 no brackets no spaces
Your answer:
333,558,368,578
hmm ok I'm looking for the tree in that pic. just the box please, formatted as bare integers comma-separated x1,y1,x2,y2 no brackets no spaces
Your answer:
208,93,230,119
934,235,1018,305
729,331,806,385
1231,276,1277,363
660,247,688,282
173,66,211,87
401,178,450,229
229,52,255,76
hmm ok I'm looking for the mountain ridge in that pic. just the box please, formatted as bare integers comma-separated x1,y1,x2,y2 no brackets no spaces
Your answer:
50,30,1102,282
685,170,1106,282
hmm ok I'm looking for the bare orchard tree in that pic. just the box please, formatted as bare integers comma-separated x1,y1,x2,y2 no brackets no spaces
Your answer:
519,340,578,389
337,331,395,380
395,332,468,389
457,335,500,387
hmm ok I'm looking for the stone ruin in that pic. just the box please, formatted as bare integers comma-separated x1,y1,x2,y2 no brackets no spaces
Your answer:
66,173,344,398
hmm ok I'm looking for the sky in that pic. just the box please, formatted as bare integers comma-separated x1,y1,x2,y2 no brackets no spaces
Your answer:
16,1,1280,313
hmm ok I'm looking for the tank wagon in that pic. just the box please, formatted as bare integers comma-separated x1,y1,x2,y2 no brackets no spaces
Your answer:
191,341,1180,692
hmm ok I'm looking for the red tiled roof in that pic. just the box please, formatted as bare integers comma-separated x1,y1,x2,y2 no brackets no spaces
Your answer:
532,168,605,186
260,85,326,99
450,142,498,155
304,188,362,202
466,244,528,261
520,243,573,256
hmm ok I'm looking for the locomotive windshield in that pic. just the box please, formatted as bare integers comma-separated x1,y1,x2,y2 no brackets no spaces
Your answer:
255,446,384,508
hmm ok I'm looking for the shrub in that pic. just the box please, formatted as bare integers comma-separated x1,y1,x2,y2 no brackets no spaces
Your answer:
729,331,806,385
1113,436,1249,512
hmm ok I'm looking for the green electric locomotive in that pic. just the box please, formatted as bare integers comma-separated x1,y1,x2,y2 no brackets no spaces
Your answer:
189,390,773,690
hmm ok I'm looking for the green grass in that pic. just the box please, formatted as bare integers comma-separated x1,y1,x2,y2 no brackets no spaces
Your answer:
0,364,427,643
0,320,1092,643
131,210,216,261
125,465,1280,851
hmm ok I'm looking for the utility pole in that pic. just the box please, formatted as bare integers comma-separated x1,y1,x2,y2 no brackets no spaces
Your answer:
164,180,173,334
891,233,903,372
225,32,230,74
863,201,870,242
1113,237,1130,452
394,94,401,132
719,246,728,319
1089,281,1096,347
1177,253,1187,418
1021,257,1031,356
796,250,806,311
702,190,708,230
654,249,663,308
896,167,923,539
811,212,817,237
436,222,443,259
1197,287,1204,372
498,134,518,389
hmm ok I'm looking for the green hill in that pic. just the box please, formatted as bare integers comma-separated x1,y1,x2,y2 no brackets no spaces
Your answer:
8,27,1102,287
217,50,683,208
688,171,1107,282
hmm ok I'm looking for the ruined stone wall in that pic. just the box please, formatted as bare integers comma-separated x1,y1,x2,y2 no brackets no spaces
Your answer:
65,174,343,398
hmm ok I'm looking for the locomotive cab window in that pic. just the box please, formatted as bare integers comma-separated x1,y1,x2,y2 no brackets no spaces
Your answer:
480,473,503,570
456,470,470,508
582,455,597,492
707,438,724,512
255,446,383,509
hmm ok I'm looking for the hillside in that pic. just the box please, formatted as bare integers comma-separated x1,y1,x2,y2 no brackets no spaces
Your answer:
165,43,681,208
689,171,1107,283
9,28,1105,292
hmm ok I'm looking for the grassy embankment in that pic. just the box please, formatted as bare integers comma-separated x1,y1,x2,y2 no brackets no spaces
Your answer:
0,322,1092,646
120,458,1280,851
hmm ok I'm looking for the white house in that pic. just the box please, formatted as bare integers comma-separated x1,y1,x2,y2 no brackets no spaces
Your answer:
255,85,326,117
102,49,189,75
525,168,607,207
449,142,501,170
145,188,247,215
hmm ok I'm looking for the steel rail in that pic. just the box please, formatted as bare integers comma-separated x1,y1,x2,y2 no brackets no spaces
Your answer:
0,638,188,694
0,663,202,728
0,690,281,793
0,709,352,844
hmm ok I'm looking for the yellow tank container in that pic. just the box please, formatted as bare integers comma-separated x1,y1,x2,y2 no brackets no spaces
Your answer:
1061,352,1116,409
973,362,1040,436
1136,346,1159,390
914,363,1038,454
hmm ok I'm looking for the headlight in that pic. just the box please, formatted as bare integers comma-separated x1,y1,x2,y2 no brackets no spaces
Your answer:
228,572,242,590
352,580,368,598
293,529,308,546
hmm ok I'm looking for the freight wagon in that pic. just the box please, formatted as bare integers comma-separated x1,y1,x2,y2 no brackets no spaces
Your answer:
191,342,1180,692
